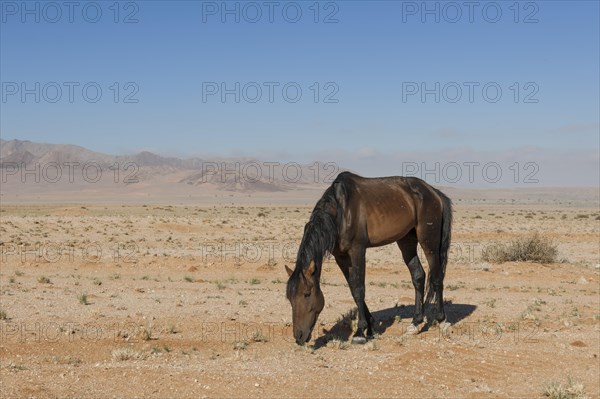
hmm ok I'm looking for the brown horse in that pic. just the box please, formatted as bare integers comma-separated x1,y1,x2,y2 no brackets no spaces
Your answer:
285,172,452,345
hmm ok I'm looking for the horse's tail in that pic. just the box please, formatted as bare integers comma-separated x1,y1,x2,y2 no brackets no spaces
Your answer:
425,188,453,306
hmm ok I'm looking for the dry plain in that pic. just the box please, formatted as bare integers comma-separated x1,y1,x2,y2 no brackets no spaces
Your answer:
0,194,599,398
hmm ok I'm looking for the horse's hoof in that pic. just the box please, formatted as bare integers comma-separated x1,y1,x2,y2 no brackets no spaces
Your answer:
406,323,420,335
351,336,367,345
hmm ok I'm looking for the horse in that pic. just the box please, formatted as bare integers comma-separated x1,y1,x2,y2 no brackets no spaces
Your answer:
285,171,452,345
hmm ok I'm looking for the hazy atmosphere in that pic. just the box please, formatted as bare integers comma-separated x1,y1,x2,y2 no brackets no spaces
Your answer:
1,1,599,186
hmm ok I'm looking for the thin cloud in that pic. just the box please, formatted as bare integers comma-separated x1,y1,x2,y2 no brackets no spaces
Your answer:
552,123,599,135
356,146,378,159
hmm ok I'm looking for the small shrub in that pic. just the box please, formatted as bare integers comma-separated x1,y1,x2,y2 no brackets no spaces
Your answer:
233,341,248,350
7,362,27,371
482,233,558,263
364,340,378,351
483,298,497,308
251,330,268,342
140,325,153,341
78,293,89,305
299,344,315,354
37,276,51,284
111,346,146,361
0,309,7,320
167,324,178,334
336,308,358,333
543,377,587,399
326,336,349,350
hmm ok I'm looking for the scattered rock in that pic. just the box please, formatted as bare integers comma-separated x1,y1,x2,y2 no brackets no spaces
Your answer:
479,262,490,272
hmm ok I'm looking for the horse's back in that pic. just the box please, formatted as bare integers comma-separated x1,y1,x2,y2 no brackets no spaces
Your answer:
335,172,439,205
333,173,446,247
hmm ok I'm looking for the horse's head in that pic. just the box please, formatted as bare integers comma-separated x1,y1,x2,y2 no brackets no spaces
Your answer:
285,261,324,345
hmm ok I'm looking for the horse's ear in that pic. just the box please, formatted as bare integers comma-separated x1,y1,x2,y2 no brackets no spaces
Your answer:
305,260,316,277
285,265,293,277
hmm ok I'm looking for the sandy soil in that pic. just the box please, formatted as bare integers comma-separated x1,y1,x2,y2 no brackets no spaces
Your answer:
0,202,599,398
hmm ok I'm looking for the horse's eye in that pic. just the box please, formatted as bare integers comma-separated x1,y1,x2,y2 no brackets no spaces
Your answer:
304,292,311,298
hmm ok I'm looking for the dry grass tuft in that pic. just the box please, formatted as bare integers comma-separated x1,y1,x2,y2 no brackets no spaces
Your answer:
325,335,349,350
78,293,89,305
140,325,153,341
111,346,147,361
336,308,358,332
543,377,588,399
482,233,558,263
37,276,51,284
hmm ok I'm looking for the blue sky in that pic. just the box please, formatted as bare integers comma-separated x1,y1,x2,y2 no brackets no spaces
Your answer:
1,1,599,185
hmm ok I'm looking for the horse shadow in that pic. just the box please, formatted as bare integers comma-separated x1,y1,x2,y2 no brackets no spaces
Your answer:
313,301,477,349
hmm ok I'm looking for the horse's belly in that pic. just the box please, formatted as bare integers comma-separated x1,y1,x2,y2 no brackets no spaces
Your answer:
364,188,416,246
367,222,414,247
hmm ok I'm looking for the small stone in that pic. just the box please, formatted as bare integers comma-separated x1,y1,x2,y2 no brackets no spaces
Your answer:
254,383,260,387
570,340,587,347
578,276,588,285
405,324,420,335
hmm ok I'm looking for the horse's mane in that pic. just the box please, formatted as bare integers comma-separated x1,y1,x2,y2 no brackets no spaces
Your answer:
287,173,353,297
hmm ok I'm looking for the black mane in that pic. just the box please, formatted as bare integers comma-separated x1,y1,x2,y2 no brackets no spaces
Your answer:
286,178,343,298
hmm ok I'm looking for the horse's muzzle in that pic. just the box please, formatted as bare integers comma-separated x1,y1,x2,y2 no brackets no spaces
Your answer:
294,330,311,345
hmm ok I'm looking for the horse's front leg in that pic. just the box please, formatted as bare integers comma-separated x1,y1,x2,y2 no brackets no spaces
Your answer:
335,252,374,342
348,247,371,344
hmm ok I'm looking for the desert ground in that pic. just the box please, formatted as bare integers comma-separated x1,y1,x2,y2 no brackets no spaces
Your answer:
0,195,599,398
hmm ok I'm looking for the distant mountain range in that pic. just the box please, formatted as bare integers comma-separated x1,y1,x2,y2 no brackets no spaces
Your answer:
2,139,597,206
0,139,337,194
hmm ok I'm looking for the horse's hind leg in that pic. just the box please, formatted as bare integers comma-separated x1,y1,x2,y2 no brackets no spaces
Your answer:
397,229,425,326
417,234,446,323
